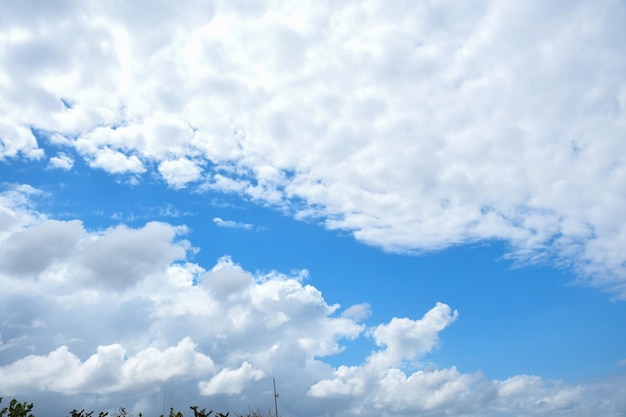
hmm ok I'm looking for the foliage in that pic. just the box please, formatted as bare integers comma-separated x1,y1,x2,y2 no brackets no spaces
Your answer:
0,398,35,417
0,398,276,417
168,408,183,417
68,409,109,417
113,408,130,417
189,406,211,417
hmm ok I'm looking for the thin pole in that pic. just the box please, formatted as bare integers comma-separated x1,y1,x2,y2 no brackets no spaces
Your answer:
273,378,279,417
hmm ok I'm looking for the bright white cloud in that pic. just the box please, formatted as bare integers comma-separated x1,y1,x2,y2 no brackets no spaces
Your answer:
0,118,44,161
87,147,146,174
308,303,458,400
0,337,214,395
367,302,458,369
158,158,203,189
2,0,626,414
198,362,264,396
1,0,625,295
0,192,624,416
49,152,74,170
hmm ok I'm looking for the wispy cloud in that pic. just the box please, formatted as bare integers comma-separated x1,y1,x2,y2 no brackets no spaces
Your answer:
213,217,254,230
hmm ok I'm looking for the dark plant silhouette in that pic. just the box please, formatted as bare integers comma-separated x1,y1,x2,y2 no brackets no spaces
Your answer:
0,398,277,417
189,406,213,417
0,398,34,417
68,409,109,417
166,407,183,417
112,408,130,417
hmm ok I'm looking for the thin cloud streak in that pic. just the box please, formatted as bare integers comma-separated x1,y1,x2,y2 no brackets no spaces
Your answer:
213,217,254,230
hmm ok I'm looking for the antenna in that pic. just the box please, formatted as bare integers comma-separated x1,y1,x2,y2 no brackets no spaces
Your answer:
273,378,279,417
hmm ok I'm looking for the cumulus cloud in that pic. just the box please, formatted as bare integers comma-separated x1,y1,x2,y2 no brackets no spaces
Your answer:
158,159,203,189
87,148,146,174
0,192,624,416
48,152,74,170
0,118,44,161
2,0,626,414
198,362,264,396
1,0,625,295
367,302,458,369
0,219,84,278
0,337,214,395
308,303,458,400
0,216,190,292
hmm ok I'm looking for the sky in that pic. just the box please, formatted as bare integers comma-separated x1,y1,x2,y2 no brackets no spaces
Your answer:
1,0,626,416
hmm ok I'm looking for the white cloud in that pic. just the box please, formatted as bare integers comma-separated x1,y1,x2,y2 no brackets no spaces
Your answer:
158,158,203,189
341,303,371,321
198,362,264,396
0,219,84,278
0,117,44,161
213,217,253,230
76,222,190,290
1,0,625,295
372,367,484,414
308,303,458,399
0,184,45,240
199,255,254,299
88,147,146,174
0,337,214,395
2,0,626,413
0,200,192,291
48,152,74,170
0,193,624,416
367,302,458,369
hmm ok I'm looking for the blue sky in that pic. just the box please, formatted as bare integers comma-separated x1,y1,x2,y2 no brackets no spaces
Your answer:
1,1,626,416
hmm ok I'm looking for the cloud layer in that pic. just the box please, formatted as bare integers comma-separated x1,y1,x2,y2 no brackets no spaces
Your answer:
1,187,625,417
1,0,626,295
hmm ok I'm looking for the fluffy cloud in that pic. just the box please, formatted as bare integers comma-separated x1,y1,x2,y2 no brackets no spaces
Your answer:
0,192,624,417
87,148,146,174
0,337,214,395
308,303,459,402
158,159,203,189
0,118,44,161
198,362,264,396
48,152,74,170
367,303,458,369
2,0,625,296
0,216,190,291
2,0,626,414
